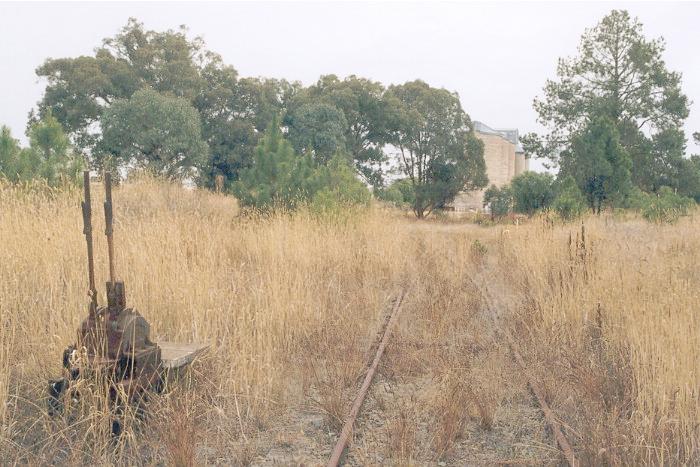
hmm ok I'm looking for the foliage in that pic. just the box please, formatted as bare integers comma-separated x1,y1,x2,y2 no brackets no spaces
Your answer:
312,155,371,207
522,10,690,195
309,159,371,219
561,117,632,213
233,117,315,211
385,80,487,218
552,175,587,220
676,156,700,202
33,19,494,196
617,185,651,211
0,117,83,186
0,126,21,177
376,178,414,208
34,18,294,185
375,184,404,207
233,118,369,213
298,75,390,187
510,171,555,215
99,89,208,178
286,102,348,164
483,184,513,219
200,77,297,188
641,186,694,223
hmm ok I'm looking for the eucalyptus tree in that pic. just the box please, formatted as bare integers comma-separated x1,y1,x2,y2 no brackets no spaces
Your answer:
303,75,390,186
385,80,487,218
286,102,348,165
33,19,268,185
99,89,208,178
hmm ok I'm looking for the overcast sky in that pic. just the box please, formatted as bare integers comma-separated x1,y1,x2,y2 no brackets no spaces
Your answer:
1,1,699,172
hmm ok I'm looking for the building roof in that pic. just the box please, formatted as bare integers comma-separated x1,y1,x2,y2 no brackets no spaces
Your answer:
473,121,524,153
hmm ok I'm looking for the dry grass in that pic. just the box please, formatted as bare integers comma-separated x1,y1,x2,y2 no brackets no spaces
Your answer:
491,215,700,464
0,179,698,464
0,178,409,463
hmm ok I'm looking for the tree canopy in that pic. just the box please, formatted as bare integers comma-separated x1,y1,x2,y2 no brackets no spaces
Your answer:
286,102,348,165
511,171,555,215
522,10,692,200
562,116,632,212
386,80,487,218
233,117,369,212
0,115,82,185
99,88,209,178
33,18,292,186
295,75,390,187
15,11,698,217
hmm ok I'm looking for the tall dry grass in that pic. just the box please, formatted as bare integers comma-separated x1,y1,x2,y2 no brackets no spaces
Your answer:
0,178,413,462
491,215,700,464
0,179,697,464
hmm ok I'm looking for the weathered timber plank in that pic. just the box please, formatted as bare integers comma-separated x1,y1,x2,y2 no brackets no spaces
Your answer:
159,341,209,370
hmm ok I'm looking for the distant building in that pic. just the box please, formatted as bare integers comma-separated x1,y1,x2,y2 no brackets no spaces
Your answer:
450,121,528,211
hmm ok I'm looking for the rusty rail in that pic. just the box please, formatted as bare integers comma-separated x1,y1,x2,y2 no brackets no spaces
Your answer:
508,340,577,466
471,277,577,466
327,289,406,467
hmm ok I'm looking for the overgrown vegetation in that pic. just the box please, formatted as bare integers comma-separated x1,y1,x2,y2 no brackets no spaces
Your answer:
483,184,513,219
19,19,486,216
552,175,587,220
640,186,694,223
0,180,697,463
0,114,83,186
385,80,487,218
2,5,700,465
0,10,697,221
232,117,370,213
510,171,555,215
523,9,700,207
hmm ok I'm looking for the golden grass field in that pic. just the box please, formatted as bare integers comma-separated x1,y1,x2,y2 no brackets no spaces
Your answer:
0,179,697,465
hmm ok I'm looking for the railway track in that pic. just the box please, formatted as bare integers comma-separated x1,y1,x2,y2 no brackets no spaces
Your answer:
472,276,578,467
327,289,406,467
326,280,577,466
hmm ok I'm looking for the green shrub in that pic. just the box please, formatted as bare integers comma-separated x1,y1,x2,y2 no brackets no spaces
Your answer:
641,187,694,224
375,178,415,208
375,184,404,206
511,171,555,215
310,156,371,218
616,186,650,211
483,184,513,219
553,175,587,220
234,118,370,214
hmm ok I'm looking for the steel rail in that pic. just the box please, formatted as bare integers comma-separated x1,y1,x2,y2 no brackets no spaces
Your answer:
508,338,577,466
327,289,406,467
471,277,577,466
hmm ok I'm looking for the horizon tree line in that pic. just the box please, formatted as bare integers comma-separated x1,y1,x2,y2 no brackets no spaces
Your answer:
1,10,699,218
